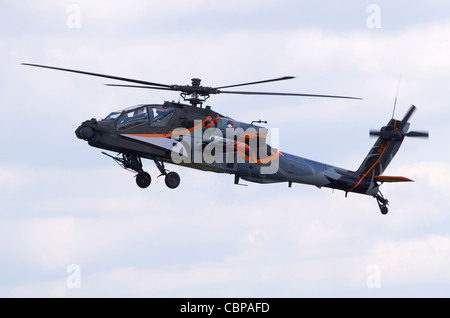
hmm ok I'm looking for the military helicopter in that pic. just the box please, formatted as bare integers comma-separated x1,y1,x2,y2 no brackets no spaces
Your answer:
22,63,428,214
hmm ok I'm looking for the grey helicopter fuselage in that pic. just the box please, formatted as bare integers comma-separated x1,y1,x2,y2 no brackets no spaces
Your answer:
76,101,380,198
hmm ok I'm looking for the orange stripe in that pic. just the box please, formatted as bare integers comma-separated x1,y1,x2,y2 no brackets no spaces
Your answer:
348,140,390,192
235,132,280,164
348,120,400,192
237,148,281,164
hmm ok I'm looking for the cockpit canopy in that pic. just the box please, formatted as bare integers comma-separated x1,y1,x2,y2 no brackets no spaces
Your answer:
104,104,175,131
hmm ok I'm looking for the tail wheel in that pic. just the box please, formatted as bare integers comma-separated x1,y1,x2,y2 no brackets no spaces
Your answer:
165,171,181,189
136,172,151,188
375,191,389,215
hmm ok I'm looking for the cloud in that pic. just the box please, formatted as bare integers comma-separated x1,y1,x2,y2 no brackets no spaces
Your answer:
2,180,448,297
365,235,450,286
398,162,450,197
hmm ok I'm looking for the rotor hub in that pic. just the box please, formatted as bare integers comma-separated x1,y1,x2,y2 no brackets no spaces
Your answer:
191,78,201,87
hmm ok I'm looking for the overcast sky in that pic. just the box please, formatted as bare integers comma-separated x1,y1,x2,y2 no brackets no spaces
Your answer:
1,0,450,297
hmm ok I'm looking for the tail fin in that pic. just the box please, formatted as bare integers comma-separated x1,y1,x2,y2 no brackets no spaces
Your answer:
354,105,428,214
356,118,405,178
357,105,428,180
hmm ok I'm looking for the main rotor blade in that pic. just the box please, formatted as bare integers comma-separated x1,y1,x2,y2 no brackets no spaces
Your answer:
218,90,363,100
105,84,176,91
214,76,295,90
22,63,172,88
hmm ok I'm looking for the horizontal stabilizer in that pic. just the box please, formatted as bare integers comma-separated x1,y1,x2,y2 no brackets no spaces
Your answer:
375,175,414,182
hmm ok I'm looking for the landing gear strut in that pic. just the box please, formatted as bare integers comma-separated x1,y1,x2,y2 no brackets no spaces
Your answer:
154,159,181,189
375,191,389,215
102,152,152,188
102,152,181,189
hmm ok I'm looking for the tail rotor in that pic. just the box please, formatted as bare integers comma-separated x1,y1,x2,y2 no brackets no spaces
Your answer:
369,105,429,140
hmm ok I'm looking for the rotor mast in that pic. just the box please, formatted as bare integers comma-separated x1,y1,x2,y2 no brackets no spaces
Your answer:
180,78,211,107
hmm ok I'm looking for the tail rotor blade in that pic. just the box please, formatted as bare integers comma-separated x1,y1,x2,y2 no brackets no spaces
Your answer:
369,130,382,137
405,131,429,138
400,105,417,126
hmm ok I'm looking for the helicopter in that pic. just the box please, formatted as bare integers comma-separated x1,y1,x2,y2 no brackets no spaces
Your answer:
22,63,428,214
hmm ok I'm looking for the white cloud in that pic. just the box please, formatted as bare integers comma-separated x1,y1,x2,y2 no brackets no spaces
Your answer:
400,162,450,194
7,279,68,298
366,235,450,285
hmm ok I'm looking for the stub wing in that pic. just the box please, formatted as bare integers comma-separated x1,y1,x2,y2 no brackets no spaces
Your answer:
374,175,414,183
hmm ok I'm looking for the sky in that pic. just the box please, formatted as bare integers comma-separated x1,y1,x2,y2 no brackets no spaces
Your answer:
1,0,449,297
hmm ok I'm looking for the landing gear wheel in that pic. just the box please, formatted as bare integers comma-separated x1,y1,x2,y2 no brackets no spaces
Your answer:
136,172,151,188
165,171,180,189
375,191,389,215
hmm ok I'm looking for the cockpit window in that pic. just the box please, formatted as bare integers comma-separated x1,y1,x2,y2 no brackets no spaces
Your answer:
105,112,121,120
117,106,148,131
149,106,175,127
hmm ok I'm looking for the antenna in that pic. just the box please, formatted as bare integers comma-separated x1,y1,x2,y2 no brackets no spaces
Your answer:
392,73,402,119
